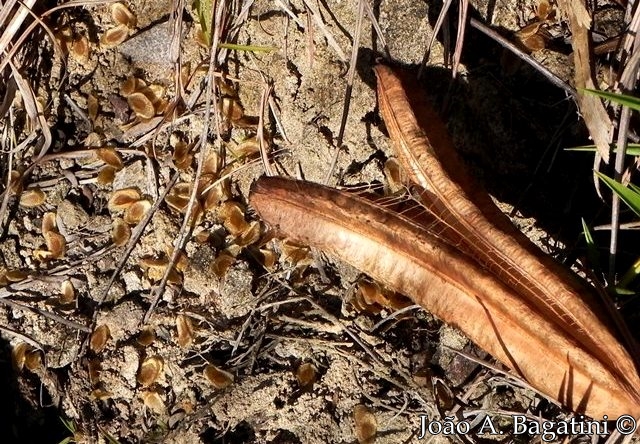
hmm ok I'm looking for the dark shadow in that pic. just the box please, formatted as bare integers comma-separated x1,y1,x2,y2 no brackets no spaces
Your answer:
0,337,67,443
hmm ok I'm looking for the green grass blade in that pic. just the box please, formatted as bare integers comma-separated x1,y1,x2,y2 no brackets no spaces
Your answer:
595,171,640,217
582,88,640,112
581,218,600,269
194,0,213,46
565,144,640,156
618,257,640,289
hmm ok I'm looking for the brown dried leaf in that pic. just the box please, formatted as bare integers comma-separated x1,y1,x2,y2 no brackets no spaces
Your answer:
138,356,164,386
203,364,233,389
90,324,111,353
19,188,46,207
108,188,142,212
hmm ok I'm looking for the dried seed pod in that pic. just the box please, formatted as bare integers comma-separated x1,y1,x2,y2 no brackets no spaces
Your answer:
70,35,90,60
19,188,46,208
137,327,156,347
353,405,377,443
140,390,165,414
111,217,131,246
127,92,155,120
124,199,151,225
111,3,136,28
218,201,249,236
108,188,142,212
140,84,165,105
87,93,99,121
12,342,31,371
89,324,111,352
44,231,66,258
202,152,220,175
59,280,76,305
176,314,194,348
138,356,164,386
203,364,233,389
24,349,43,371
101,24,129,47
97,147,123,170
97,166,117,185
296,362,317,388
210,253,235,278
41,212,57,234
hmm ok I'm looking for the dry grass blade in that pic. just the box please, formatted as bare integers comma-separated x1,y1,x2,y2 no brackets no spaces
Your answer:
373,64,639,388
250,176,640,418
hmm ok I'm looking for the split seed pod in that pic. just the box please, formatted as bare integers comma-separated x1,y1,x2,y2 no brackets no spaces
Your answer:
203,365,234,389
138,356,164,386
41,212,57,234
90,324,111,352
97,166,117,185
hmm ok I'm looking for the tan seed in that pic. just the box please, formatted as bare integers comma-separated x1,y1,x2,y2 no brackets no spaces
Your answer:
12,342,30,371
140,391,165,414
41,212,57,234
138,356,164,386
127,92,155,119
111,3,136,28
19,188,46,208
101,24,129,47
137,327,156,347
108,188,142,212
97,166,117,185
24,350,43,371
111,217,131,246
87,93,99,121
203,365,234,389
59,280,75,305
44,231,66,258
218,201,249,236
210,253,235,278
70,35,90,60
89,324,111,352
296,362,317,388
353,404,377,444
176,314,194,348
97,147,123,169
5,269,28,282
124,199,151,225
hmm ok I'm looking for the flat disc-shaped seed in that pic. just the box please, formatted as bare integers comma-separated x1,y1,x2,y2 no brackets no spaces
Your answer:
19,188,46,207
90,325,111,352
203,365,233,389
108,188,142,212
101,24,129,47
138,356,164,386
127,92,155,120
